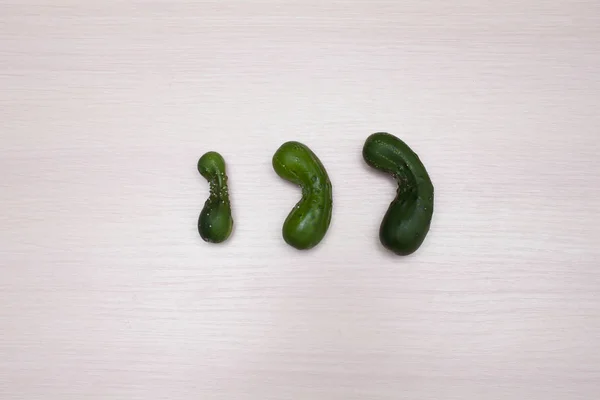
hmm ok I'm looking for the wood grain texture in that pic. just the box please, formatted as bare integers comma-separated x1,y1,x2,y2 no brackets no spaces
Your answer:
1,1,599,399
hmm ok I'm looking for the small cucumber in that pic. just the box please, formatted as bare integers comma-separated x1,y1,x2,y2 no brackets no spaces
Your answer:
362,132,434,255
272,141,333,250
197,151,233,243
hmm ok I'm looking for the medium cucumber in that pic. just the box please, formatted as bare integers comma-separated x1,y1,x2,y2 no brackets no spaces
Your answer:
272,141,333,250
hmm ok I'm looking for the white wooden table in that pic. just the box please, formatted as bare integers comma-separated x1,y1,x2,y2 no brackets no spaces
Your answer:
1,1,599,399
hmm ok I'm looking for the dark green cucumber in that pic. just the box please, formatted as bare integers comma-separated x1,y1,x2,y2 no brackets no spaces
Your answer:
272,141,333,250
197,151,233,243
362,132,434,255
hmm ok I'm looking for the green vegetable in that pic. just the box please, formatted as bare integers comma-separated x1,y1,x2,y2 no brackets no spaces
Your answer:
197,151,233,243
362,132,434,255
272,141,333,250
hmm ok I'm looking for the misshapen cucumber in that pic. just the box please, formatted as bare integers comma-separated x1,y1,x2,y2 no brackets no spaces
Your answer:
197,151,233,243
273,141,333,250
362,132,434,255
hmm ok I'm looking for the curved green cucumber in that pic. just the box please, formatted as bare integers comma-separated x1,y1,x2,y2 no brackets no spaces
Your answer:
197,151,233,243
272,141,333,250
362,132,434,255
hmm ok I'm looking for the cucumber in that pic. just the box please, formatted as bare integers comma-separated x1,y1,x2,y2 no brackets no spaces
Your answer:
197,151,233,243
272,141,333,250
362,132,434,255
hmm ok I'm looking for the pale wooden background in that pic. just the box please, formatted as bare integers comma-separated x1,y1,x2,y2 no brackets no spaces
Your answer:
1,1,599,399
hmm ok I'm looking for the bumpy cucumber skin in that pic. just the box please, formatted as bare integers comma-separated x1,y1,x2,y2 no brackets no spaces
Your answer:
272,141,333,250
362,132,434,256
197,151,233,243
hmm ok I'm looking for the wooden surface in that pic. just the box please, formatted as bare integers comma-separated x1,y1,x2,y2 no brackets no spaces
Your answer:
1,1,600,399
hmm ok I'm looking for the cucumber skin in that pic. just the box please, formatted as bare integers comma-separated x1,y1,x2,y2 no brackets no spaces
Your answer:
362,132,434,256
